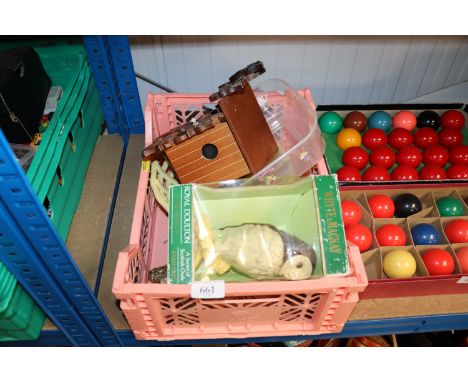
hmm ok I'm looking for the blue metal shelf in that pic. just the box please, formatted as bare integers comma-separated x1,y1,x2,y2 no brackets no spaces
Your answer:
1,35,468,346
83,36,144,143
0,130,121,346
0,196,98,346
3,312,468,346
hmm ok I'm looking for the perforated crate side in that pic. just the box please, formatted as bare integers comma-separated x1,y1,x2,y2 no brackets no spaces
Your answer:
145,89,313,144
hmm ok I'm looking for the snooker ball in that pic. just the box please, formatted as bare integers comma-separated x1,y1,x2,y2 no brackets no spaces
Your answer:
396,145,423,168
446,164,468,180
341,200,362,227
342,146,369,170
456,247,468,273
417,110,441,130
392,110,417,131
441,109,465,130
319,111,343,133
438,128,463,148
391,165,419,181
337,166,362,182
422,145,449,166
369,146,396,169
368,111,392,132
436,196,464,217
413,127,438,149
362,166,391,182
344,111,368,132
444,219,468,243
362,128,387,150
336,128,362,150
449,145,468,165
422,248,455,276
394,193,422,218
411,223,441,245
345,223,373,252
376,224,407,246
419,165,446,180
383,249,417,279
367,194,395,218
388,128,413,149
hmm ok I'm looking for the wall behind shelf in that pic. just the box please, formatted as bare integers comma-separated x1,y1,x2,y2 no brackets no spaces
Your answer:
129,35,468,105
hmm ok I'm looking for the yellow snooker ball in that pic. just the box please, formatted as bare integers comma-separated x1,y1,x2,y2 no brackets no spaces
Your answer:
336,128,362,150
383,250,417,279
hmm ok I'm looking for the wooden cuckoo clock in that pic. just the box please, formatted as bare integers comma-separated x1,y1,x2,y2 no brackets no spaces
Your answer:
143,61,279,183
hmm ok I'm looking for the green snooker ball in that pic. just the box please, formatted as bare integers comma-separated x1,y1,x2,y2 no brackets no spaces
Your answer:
319,111,343,134
436,196,464,217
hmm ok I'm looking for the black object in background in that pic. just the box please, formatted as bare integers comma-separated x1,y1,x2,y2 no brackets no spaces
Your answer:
0,46,51,143
397,331,468,347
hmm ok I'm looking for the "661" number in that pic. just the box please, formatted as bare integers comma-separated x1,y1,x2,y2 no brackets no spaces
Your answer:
191,281,225,299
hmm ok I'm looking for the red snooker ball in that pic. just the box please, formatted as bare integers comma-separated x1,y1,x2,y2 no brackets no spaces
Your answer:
362,166,391,182
422,248,455,276
368,194,395,218
393,110,417,131
422,145,449,166
345,223,373,252
441,109,465,130
419,165,446,180
446,164,468,180
396,145,423,168
388,128,414,149
342,146,369,170
376,224,407,246
456,247,468,273
369,146,396,169
341,200,362,227
337,166,362,181
444,219,468,243
413,127,438,149
362,128,387,150
438,128,463,148
391,165,419,181
449,145,468,165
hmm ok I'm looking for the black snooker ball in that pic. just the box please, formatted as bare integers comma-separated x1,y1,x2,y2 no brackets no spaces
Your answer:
394,193,423,218
417,110,441,130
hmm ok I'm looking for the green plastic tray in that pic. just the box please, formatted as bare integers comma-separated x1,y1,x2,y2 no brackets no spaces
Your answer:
0,304,45,341
1,41,104,239
0,42,104,240
0,262,45,341
27,62,103,239
0,42,100,341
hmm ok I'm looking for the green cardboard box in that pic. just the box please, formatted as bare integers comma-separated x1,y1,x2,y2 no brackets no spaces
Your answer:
168,176,348,284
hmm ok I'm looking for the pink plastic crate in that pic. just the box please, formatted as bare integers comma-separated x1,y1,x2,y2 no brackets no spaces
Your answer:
145,89,316,145
112,91,367,341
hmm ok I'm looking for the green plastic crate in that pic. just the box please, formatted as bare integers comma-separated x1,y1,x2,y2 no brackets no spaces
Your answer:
26,59,103,239
0,43,105,240
0,262,46,341
0,41,103,341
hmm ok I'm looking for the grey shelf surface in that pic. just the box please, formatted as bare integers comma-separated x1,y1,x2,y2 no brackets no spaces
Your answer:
43,134,142,330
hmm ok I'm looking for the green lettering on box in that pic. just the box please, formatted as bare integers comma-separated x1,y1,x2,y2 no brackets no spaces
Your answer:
314,176,349,275
168,184,193,284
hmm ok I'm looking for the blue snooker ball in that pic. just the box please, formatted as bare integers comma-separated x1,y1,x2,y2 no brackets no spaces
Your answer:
368,111,392,132
411,223,441,245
